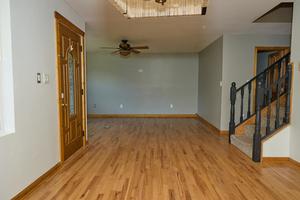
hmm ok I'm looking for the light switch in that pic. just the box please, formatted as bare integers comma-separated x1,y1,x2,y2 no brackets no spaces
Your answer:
37,73,42,84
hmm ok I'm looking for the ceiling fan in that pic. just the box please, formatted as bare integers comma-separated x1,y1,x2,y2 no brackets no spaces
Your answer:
101,40,149,56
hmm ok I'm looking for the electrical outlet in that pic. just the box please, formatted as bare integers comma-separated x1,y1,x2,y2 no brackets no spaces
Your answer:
120,104,124,109
93,104,97,108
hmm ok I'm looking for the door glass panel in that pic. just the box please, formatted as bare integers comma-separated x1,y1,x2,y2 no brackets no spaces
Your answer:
68,52,75,115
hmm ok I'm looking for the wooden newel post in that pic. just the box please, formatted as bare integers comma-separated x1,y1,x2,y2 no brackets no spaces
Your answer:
253,81,263,162
229,82,237,143
284,64,292,123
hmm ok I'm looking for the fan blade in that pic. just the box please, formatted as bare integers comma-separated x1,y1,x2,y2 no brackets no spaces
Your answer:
131,46,149,49
101,47,119,49
131,49,141,54
112,50,121,54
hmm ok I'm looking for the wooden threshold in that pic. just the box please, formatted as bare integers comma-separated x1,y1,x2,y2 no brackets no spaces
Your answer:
88,114,198,118
12,162,61,200
196,114,228,136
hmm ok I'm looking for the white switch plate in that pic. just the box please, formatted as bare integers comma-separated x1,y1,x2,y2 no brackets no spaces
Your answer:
42,73,49,84
120,104,124,109
170,104,174,109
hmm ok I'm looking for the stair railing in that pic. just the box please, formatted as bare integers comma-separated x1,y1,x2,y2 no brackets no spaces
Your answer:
229,53,292,162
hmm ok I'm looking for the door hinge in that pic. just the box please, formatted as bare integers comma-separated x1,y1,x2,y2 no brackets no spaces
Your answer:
79,45,83,52
81,89,84,95
82,130,85,137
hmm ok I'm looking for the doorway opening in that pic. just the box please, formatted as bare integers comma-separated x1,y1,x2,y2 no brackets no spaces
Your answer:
252,46,290,110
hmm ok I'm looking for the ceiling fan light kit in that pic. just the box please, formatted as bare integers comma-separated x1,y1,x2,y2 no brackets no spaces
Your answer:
110,0,208,18
155,0,167,5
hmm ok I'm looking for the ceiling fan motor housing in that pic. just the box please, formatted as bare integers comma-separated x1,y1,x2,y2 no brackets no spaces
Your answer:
120,40,131,50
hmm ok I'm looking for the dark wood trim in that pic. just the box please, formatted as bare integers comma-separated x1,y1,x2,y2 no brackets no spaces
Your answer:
88,114,198,119
11,163,61,200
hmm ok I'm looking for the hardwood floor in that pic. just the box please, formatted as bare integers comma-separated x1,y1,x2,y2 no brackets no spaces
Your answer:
23,118,300,200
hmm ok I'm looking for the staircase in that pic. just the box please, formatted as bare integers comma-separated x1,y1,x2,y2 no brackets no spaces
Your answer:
228,53,292,162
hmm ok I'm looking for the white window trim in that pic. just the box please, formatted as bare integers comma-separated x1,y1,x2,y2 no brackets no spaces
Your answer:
0,0,15,136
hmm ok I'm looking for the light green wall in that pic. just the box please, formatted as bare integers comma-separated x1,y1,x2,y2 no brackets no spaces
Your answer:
87,53,198,114
198,37,223,129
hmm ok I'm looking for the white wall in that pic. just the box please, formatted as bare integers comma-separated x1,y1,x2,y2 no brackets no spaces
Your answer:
87,53,198,114
263,127,290,157
290,0,300,162
0,0,15,136
198,37,223,129
0,1,85,199
220,34,291,130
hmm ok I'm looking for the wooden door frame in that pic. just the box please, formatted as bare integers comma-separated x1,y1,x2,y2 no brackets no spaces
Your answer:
252,46,290,112
55,11,87,162
253,46,290,77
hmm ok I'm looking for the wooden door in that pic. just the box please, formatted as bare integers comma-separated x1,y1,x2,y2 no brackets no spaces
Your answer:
56,12,85,161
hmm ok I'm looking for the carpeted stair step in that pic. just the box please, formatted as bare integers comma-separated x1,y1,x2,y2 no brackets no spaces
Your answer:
231,106,286,158
231,134,253,157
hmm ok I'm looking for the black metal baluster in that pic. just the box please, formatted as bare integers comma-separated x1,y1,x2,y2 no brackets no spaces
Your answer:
240,87,244,123
275,79,281,129
229,82,237,143
279,60,283,94
284,64,292,123
253,81,263,162
284,58,289,93
247,82,252,118
263,73,268,106
266,88,272,135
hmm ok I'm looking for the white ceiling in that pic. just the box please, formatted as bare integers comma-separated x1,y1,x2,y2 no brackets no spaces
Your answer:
65,0,292,53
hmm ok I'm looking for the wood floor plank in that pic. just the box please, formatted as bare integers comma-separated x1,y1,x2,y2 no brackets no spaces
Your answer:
22,118,300,200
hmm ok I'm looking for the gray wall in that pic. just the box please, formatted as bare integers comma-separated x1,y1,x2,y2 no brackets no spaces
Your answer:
290,0,300,162
220,34,291,130
198,37,223,129
87,53,198,114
